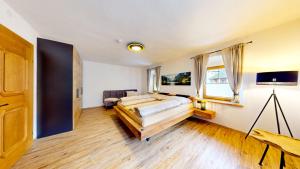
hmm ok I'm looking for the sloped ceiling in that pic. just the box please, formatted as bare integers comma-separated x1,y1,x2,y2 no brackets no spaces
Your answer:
5,0,300,66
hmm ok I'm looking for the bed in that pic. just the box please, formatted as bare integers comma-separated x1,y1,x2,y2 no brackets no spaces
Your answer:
114,93,195,141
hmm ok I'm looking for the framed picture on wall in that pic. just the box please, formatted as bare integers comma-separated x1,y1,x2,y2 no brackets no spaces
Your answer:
161,72,191,85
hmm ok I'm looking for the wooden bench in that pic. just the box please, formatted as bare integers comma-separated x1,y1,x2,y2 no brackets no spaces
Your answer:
250,129,300,169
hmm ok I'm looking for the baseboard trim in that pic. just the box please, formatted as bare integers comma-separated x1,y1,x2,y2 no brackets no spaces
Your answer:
191,116,247,136
82,106,102,110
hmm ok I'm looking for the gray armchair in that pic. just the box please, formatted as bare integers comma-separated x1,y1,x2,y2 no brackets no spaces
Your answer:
103,89,137,109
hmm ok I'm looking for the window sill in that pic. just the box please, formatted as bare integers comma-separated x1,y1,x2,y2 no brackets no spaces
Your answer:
206,99,244,107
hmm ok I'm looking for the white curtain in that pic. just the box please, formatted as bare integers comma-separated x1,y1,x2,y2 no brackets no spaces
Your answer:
147,66,161,93
154,66,161,92
147,68,151,92
194,54,209,97
221,44,244,103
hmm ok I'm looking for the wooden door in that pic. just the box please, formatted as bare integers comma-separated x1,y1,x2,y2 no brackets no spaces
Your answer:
0,25,33,169
73,48,82,129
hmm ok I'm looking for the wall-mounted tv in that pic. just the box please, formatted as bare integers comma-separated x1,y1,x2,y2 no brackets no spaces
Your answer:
161,72,191,85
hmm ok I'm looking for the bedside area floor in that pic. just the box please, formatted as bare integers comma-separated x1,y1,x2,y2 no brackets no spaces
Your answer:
12,107,300,169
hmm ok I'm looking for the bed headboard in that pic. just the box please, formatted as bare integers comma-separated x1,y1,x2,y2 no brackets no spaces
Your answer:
175,94,190,98
158,92,190,98
158,92,169,95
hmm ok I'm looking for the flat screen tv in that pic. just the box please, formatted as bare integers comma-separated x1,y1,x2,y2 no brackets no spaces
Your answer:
256,71,298,85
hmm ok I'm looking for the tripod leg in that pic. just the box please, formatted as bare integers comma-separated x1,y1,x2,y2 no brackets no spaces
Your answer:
274,94,281,134
245,94,273,139
275,95,294,138
280,151,285,169
259,145,269,166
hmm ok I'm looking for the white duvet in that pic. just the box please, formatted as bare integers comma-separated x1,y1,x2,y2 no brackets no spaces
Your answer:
134,96,191,117
120,94,191,117
134,99,181,117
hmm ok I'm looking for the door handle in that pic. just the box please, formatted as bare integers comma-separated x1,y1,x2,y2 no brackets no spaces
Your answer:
0,104,9,107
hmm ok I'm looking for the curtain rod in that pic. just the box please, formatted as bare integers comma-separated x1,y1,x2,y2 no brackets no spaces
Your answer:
148,66,161,70
190,41,253,59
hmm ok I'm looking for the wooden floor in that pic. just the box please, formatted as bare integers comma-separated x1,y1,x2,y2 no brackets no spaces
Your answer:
13,107,300,169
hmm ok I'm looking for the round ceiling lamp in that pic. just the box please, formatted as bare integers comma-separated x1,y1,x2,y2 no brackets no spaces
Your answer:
127,42,144,52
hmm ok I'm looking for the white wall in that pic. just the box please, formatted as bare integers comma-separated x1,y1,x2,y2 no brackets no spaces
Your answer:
158,19,300,138
83,61,146,108
0,0,39,138
160,58,196,96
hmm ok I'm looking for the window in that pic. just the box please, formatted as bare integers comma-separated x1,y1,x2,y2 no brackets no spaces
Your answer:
148,69,157,93
204,65,233,101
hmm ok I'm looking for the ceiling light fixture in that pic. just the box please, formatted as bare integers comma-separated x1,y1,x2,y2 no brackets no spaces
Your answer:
127,42,144,52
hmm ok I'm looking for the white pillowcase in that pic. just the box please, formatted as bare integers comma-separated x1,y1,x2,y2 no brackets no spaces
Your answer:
167,96,191,104
121,95,151,102
126,91,139,97
152,93,168,100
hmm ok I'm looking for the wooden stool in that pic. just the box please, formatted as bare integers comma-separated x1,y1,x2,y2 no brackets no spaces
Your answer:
250,129,300,169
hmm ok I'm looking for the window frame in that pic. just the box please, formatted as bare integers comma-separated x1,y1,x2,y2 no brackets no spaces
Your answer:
203,65,233,102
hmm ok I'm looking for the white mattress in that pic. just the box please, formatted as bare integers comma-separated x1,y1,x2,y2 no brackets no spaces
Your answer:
119,102,193,127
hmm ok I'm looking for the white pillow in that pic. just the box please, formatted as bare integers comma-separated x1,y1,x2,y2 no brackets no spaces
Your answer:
152,93,168,100
121,95,151,102
126,91,139,96
104,98,119,102
167,96,191,104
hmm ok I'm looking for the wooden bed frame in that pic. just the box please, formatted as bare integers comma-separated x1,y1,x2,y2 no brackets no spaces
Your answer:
114,105,194,141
